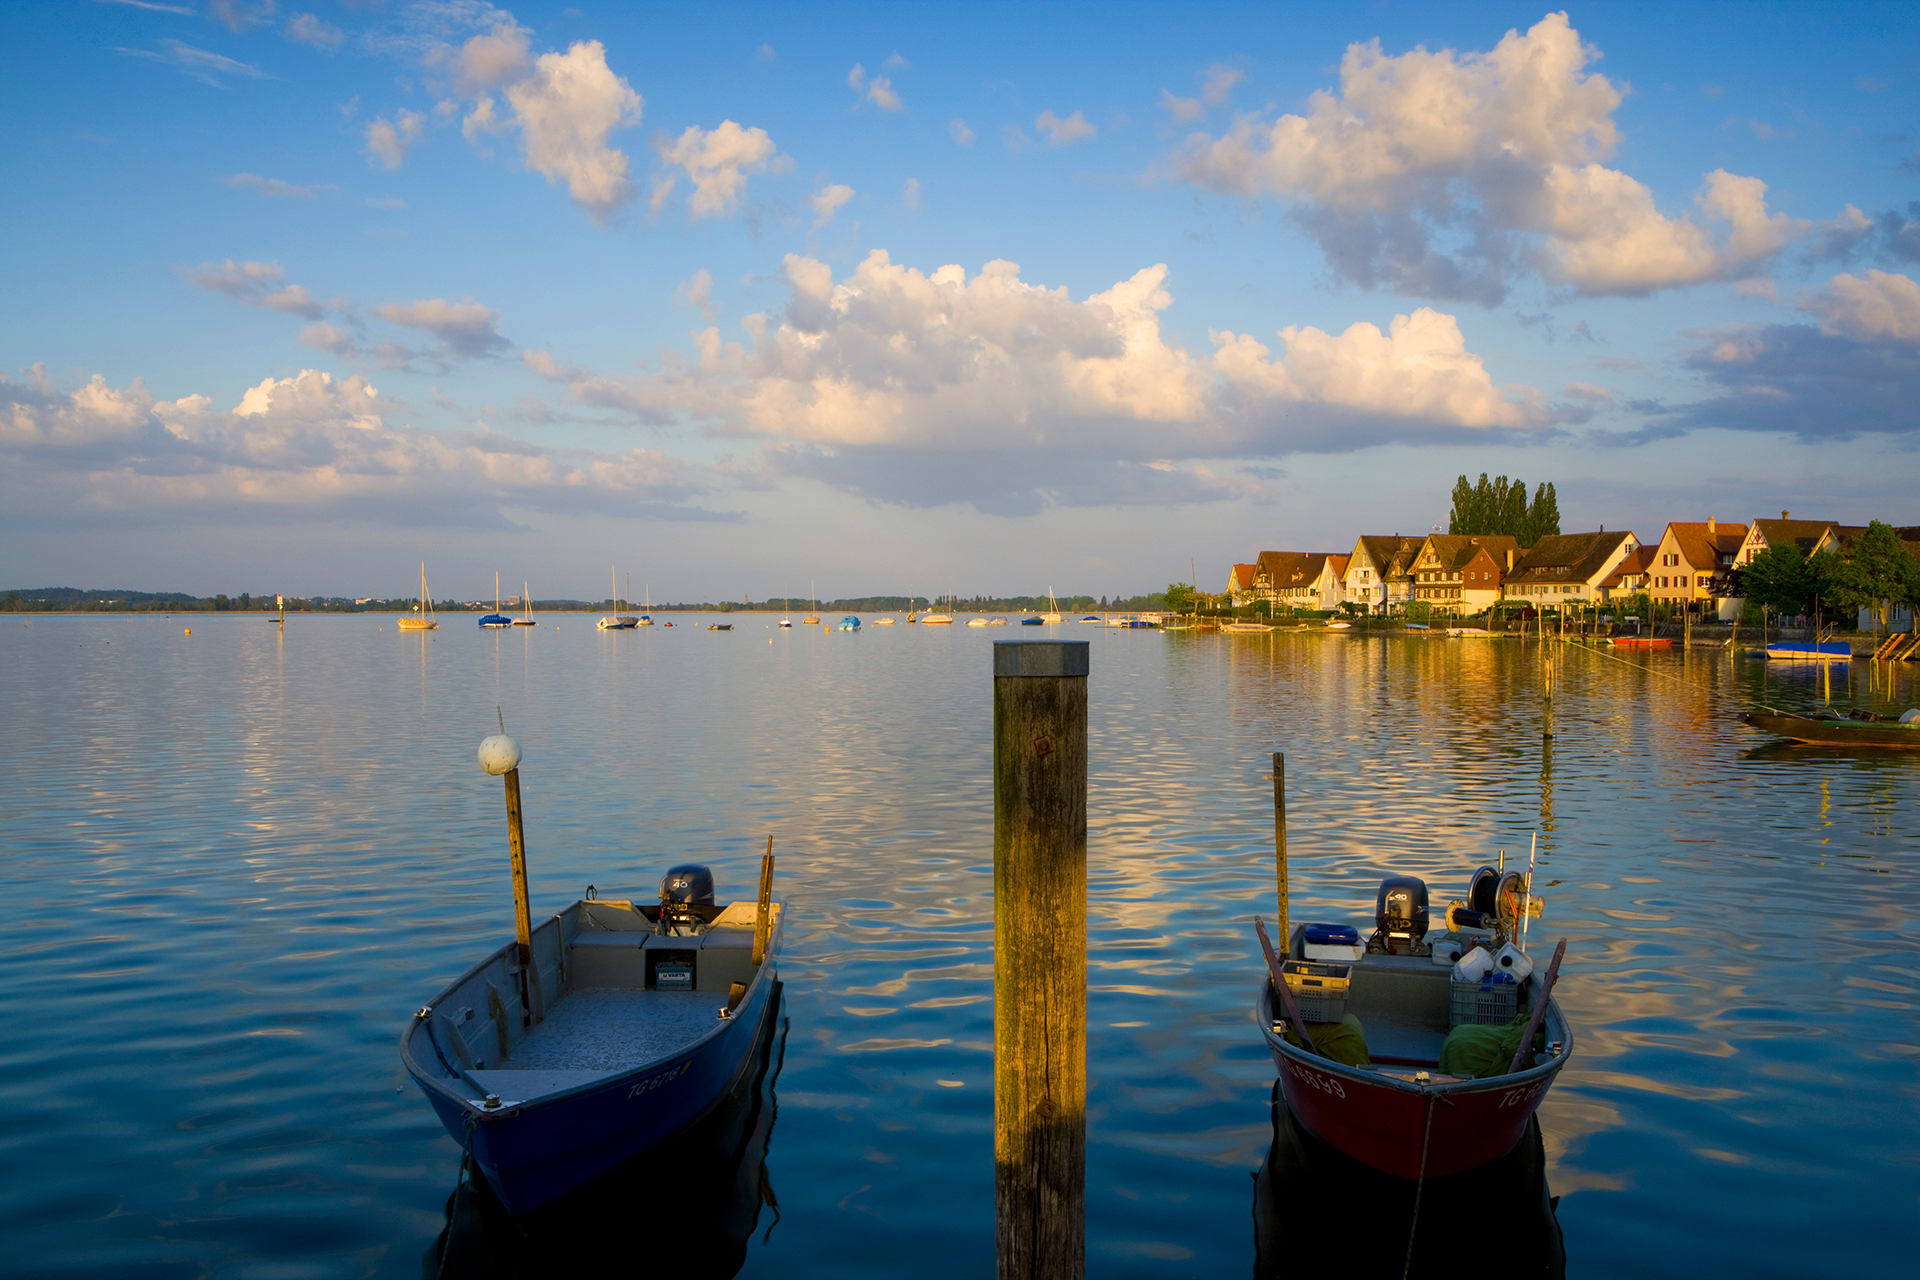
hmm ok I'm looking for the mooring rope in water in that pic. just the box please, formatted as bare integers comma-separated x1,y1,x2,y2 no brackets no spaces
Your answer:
1400,1090,1439,1280
434,1115,479,1280
1569,632,1717,690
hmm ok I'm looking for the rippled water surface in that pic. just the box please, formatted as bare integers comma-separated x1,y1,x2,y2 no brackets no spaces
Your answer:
5,614,1917,1277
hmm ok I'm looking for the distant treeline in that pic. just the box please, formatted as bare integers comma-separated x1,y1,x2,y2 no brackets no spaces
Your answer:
3,589,1173,614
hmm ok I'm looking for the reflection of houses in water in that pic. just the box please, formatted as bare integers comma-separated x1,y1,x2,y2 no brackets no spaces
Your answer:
426,989,786,1280
1254,1084,1565,1279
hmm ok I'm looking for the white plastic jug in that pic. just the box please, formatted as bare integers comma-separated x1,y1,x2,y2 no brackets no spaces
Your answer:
1452,946,1494,983
1426,930,1465,966
1494,943,1535,983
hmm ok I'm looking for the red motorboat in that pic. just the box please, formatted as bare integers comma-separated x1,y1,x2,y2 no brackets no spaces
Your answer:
1255,870,1572,1180
1610,636,1670,648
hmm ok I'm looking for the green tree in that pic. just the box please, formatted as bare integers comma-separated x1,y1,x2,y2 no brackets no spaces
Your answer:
1448,473,1548,542
1164,583,1196,613
1739,544,1815,617
1518,483,1559,548
1822,521,1920,631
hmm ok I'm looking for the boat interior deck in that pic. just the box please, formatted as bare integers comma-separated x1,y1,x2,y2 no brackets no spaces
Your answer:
1282,934,1560,1073
416,899,780,1105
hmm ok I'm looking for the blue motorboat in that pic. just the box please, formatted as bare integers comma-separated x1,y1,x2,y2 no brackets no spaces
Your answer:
1020,616,1044,625
480,574,513,627
838,615,861,630
1763,641,1852,661
401,865,786,1215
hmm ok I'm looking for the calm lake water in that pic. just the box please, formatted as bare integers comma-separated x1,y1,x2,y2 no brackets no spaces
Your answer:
4,613,1917,1278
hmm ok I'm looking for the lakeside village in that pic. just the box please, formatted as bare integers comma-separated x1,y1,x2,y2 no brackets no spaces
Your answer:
9,477,1918,640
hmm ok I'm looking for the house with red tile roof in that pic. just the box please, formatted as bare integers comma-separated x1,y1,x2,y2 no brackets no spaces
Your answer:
1410,534,1521,616
1227,563,1258,608
1253,551,1350,611
1503,531,1641,609
1649,519,1748,618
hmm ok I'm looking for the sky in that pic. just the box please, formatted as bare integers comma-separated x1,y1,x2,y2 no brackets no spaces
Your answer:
4,1,1919,602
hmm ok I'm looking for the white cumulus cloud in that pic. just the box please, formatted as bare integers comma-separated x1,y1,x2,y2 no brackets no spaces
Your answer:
503,41,644,219
1801,269,1920,342
809,183,855,227
526,250,1542,511
0,364,729,527
365,110,426,170
652,120,779,219
1035,109,1096,146
1173,12,1819,302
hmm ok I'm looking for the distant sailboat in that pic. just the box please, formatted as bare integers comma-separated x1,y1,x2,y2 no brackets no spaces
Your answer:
637,582,654,626
480,571,512,628
598,565,638,629
803,580,820,626
1042,588,1062,624
514,581,536,625
922,593,954,625
398,563,438,630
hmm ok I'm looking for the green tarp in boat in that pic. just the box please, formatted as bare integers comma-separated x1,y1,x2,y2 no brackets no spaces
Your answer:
1438,1010,1547,1079
1281,1014,1370,1067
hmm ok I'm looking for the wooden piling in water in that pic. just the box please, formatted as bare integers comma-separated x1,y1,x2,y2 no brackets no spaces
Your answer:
1272,752,1288,945
992,640,1089,1280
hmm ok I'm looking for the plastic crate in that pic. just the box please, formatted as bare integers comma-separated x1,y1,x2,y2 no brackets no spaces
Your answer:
1282,960,1351,1024
1449,979,1519,1027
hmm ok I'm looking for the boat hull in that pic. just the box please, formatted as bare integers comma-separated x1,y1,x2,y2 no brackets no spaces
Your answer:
415,971,778,1214
1257,984,1568,1179
1763,642,1852,661
1741,711,1920,749
404,906,786,1215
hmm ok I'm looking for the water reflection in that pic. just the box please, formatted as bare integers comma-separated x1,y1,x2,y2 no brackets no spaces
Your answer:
425,989,787,1280
1253,1083,1565,1280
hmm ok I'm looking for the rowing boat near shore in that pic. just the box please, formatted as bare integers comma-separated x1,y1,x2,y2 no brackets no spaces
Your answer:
1741,708,1920,748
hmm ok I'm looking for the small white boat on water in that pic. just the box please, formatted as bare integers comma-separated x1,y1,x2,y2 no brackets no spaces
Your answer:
514,582,536,626
1224,621,1273,633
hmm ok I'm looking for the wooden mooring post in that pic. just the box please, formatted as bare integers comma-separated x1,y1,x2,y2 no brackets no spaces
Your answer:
993,640,1089,1280
1271,752,1287,944
479,730,539,1027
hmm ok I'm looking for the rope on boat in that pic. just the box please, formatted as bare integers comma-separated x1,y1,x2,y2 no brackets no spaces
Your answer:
1400,1090,1439,1280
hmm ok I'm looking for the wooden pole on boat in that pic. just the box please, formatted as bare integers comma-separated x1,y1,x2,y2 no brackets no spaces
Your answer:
1507,938,1566,1075
752,835,775,966
1272,752,1288,946
479,730,536,1026
992,640,1089,1280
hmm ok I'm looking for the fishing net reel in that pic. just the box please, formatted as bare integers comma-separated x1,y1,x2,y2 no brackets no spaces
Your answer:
1445,864,1532,939
658,863,715,932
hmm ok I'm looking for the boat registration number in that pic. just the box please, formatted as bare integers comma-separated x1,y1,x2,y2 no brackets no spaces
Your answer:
1286,1060,1347,1099
1498,1081,1546,1109
628,1060,691,1099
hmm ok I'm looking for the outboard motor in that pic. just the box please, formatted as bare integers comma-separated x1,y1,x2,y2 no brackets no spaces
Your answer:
659,863,715,931
1374,875,1429,952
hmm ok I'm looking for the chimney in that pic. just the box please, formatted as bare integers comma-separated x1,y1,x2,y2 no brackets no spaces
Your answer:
1506,548,1515,571
1782,509,1789,520
1708,516,1716,533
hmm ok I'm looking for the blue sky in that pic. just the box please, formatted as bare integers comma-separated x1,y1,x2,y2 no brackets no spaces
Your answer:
4,1,1918,600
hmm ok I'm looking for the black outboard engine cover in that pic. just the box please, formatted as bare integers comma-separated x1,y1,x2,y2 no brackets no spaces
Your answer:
1375,875,1429,950
660,864,715,928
